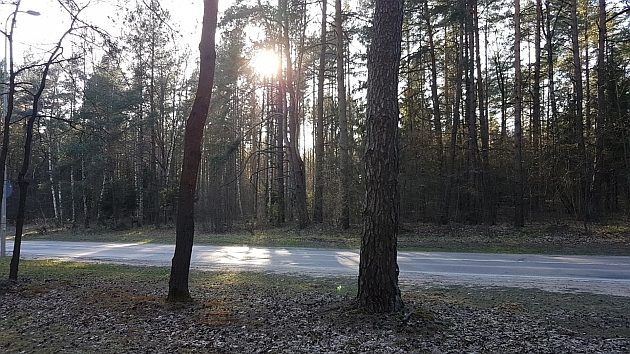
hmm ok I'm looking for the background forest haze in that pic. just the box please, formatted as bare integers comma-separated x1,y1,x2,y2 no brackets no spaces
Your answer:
1,0,629,232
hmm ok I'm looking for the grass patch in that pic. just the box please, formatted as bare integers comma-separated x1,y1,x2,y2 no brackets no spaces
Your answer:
11,258,170,283
19,220,630,255
21,224,362,249
410,286,630,338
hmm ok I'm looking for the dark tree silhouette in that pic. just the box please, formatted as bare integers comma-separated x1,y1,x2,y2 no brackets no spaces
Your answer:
167,0,219,302
9,2,84,280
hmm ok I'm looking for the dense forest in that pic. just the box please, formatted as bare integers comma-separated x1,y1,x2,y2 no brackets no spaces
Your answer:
2,0,629,233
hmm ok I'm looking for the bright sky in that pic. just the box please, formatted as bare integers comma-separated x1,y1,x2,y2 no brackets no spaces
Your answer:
0,0,320,149
0,0,241,65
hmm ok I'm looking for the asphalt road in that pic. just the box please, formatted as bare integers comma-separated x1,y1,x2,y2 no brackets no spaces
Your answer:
7,240,630,296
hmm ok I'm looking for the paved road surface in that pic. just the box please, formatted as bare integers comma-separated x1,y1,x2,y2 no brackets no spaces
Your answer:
6,240,630,296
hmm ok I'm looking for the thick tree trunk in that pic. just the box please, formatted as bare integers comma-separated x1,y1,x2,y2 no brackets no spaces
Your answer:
592,0,607,218
514,0,525,227
313,0,327,223
336,0,351,229
357,0,404,313
167,0,218,302
282,2,309,229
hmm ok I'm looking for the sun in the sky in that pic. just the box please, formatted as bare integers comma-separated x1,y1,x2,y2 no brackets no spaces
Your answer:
250,48,280,79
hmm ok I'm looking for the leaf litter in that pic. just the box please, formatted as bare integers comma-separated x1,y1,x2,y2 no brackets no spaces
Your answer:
0,264,629,353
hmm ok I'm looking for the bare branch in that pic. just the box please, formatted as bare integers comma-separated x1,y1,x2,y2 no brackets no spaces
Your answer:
14,56,82,78
607,7,630,23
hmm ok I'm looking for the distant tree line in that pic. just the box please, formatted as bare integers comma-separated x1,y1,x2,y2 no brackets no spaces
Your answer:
2,0,629,232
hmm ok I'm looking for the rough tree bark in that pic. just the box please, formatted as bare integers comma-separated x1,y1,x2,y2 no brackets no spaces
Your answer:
336,0,350,229
357,0,404,313
313,0,327,223
167,0,218,302
281,0,309,229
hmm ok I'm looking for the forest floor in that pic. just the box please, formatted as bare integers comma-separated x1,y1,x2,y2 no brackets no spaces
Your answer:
21,220,630,255
0,259,628,353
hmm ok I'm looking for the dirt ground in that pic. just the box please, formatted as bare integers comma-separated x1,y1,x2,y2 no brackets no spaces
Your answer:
1,260,628,353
